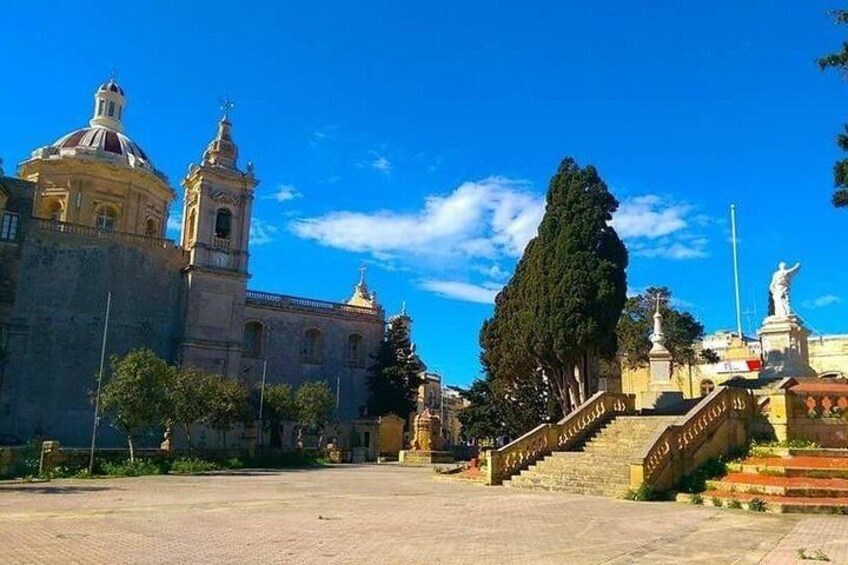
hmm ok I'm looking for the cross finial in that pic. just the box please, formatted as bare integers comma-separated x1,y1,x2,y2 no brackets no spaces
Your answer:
359,264,367,285
650,291,666,315
401,300,407,315
109,67,118,82
219,97,235,120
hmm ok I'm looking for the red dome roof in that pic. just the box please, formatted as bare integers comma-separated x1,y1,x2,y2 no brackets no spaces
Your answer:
51,126,153,170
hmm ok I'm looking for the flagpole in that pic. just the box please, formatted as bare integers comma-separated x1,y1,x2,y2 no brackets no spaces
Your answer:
88,291,112,475
258,359,267,449
730,204,743,339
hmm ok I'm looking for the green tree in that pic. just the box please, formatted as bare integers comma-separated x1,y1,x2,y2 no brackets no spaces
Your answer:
164,366,219,449
818,9,848,207
99,349,171,460
617,287,705,370
208,377,252,447
262,383,296,447
482,157,628,415
295,381,334,447
457,377,505,443
366,313,423,421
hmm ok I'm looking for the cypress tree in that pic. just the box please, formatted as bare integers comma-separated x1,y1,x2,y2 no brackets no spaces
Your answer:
366,313,423,422
482,157,628,415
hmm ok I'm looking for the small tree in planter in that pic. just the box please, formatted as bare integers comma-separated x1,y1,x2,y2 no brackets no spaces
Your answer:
208,377,252,448
99,349,171,461
295,381,334,449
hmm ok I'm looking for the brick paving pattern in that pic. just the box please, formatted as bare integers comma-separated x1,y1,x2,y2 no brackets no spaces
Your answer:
0,465,843,564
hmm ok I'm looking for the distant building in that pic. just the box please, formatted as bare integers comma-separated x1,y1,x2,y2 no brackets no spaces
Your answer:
621,330,848,400
0,80,388,447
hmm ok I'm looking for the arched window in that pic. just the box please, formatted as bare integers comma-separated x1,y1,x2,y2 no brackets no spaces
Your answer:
243,321,264,358
699,379,716,397
346,334,364,367
215,208,232,239
42,199,63,222
98,100,105,116
95,205,118,231
144,218,157,237
186,210,197,244
302,328,323,364
108,101,115,117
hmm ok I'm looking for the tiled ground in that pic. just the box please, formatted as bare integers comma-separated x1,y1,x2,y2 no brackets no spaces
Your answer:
0,465,842,564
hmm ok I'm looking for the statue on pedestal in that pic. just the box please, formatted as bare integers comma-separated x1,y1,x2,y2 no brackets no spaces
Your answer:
769,262,800,319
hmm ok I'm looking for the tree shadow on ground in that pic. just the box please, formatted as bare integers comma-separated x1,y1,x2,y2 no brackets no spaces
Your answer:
0,484,116,494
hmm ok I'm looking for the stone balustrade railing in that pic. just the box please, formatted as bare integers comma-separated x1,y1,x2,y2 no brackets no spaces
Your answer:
37,218,182,251
630,386,754,492
245,290,384,320
485,391,635,485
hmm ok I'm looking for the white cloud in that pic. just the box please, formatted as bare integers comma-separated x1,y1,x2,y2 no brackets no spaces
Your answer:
250,218,278,246
613,195,709,260
803,294,841,309
290,176,543,263
612,195,690,239
166,214,182,233
419,280,500,304
268,184,302,202
371,154,392,173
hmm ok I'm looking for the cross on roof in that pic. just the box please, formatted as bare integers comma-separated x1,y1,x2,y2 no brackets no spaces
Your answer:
219,97,235,120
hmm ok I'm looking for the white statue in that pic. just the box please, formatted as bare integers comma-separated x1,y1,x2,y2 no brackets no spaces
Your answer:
769,261,800,319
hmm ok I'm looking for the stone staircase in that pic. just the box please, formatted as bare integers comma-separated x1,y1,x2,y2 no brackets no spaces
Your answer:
699,451,848,513
505,415,680,497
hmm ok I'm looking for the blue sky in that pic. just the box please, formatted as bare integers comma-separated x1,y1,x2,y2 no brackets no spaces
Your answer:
3,2,848,387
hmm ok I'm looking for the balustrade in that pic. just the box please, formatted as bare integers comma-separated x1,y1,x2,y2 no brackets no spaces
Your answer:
485,391,635,485
245,290,383,320
632,386,754,492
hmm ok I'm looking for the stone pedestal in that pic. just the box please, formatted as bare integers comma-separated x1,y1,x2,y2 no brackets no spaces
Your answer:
639,346,684,410
399,408,454,466
759,316,814,379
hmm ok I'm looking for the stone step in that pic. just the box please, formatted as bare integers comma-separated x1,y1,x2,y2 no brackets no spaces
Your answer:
693,490,848,514
706,474,848,498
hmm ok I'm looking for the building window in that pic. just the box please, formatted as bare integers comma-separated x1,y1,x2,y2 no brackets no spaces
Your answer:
42,199,63,222
108,101,115,117
186,210,197,244
302,328,323,364
243,322,264,358
0,212,20,241
214,208,232,239
95,205,117,231
98,100,105,116
118,105,123,120
144,218,157,237
346,334,364,367
700,379,716,397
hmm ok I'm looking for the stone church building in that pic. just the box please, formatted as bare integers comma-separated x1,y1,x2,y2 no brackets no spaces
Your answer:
0,80,386,447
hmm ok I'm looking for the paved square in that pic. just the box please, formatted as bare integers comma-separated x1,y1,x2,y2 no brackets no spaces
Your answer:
0,465,845,564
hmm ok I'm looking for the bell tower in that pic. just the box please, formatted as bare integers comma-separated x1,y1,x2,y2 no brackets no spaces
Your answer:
179,107,259,376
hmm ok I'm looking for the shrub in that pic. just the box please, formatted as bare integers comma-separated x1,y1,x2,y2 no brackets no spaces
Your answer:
689,493,704,505
102,459,163,477
623,483,657,501
711,497,723,507
223,457,244,470
726,498,742,509
748,498,767,512
679,457,727,493
169,458,219,475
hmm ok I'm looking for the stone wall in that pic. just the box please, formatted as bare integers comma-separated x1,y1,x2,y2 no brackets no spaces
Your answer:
0,216,185,447
241,302,385,422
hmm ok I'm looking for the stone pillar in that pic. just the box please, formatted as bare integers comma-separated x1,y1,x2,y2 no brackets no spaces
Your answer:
639,300,684,410
758,315,814,379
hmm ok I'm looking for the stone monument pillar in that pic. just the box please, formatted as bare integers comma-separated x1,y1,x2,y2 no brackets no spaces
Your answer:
758,261,814,379
639,296,685,410
399,409,454,465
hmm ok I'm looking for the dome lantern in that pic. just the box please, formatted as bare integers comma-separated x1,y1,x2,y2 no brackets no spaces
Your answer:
90,79,126,132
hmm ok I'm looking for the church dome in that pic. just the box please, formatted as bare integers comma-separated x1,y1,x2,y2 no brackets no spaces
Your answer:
51,127,153,170
28,79,165,179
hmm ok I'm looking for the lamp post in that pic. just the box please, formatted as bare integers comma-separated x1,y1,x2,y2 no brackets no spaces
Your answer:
88,291,112,475
257,359,267,449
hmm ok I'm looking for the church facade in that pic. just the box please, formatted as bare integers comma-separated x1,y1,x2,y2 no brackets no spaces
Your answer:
0,81,386,447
